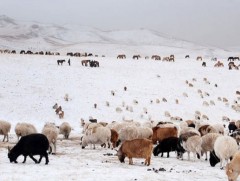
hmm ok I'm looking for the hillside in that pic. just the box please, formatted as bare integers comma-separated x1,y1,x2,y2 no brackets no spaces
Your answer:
0,15,234,58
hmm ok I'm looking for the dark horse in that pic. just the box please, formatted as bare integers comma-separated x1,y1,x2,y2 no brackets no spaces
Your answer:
57,60,65,65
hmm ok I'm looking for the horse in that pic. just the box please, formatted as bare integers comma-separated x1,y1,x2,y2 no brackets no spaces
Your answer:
196,56,202,61
57,60,65,65
133,55,141,60
214,61,224,67
228,57,234,61
185,55,190,58
117,54,126,59
81,60,90,66
151,55,161,60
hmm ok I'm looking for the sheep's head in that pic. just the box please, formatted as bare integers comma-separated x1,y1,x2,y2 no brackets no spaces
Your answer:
226,163,238,181
7,147,18,163
81,136,88,149
117,147,125,163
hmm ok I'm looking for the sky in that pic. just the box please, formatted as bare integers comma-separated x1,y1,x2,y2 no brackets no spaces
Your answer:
1,0,240,48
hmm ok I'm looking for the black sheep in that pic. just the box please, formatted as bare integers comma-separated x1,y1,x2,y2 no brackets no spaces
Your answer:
8,133,49,164
153,137,178,157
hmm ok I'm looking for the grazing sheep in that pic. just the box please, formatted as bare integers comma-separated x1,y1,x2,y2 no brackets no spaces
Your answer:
207,124,225,135
64,94,69,101
42,123,59,154
59,122,71,139
106,101,110,107
175,99,179,104
133,99,138,105
124,86,127,91
111,90,115,96
210,136,238,168
52,103,58,109
197,89,202,94
170,116,183,121
177,132,202,161
0,120,11,142
188,83,194,87
137,127,153,140
116,107,123,113
218,97,222,101
210,100,215,106
156,99,160,104
81,126,111,149
59,111,64,119
226,151,240,181
222,116,230,122
164,111,171,117
162,98,167,102
15,123,37,141
223,97,229,103
183,92,188,97
118,126,138,143
202,114,209,120
201,133,221,160
203,101,209,107
204,92,210,96
180,127,200,136
83,123,103,135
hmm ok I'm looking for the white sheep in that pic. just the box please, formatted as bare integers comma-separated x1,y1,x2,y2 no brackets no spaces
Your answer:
15,122,37,141
81,126,111,149
208,124,225,135
59,122,71,139
83,122,103,135
201,133,221,160
0,120,11,142
137,127,153,139
182,135,202,161
42,123,59,154
118,126,138,142
211,136,238,168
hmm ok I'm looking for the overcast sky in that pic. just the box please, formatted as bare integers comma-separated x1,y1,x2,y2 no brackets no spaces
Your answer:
1,0,240,48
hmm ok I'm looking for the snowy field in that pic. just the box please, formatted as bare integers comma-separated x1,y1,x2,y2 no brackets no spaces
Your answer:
0,53,239,181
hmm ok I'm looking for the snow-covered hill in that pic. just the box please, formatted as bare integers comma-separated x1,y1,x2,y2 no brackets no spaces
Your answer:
0,15,235,58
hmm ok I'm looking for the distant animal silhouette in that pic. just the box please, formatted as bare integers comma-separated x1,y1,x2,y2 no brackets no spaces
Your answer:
57,60,65,65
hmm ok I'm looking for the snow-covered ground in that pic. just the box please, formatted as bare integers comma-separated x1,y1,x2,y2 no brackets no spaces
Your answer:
0,52,239,180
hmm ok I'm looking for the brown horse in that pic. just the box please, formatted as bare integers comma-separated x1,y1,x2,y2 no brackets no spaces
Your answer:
81,60,90,66
214,61,224,67
117,54,126,59
151,55,161,60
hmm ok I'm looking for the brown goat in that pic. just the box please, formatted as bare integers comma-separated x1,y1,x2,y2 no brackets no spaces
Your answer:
152,126,178,144
117,138,153,166
226,151,240,181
